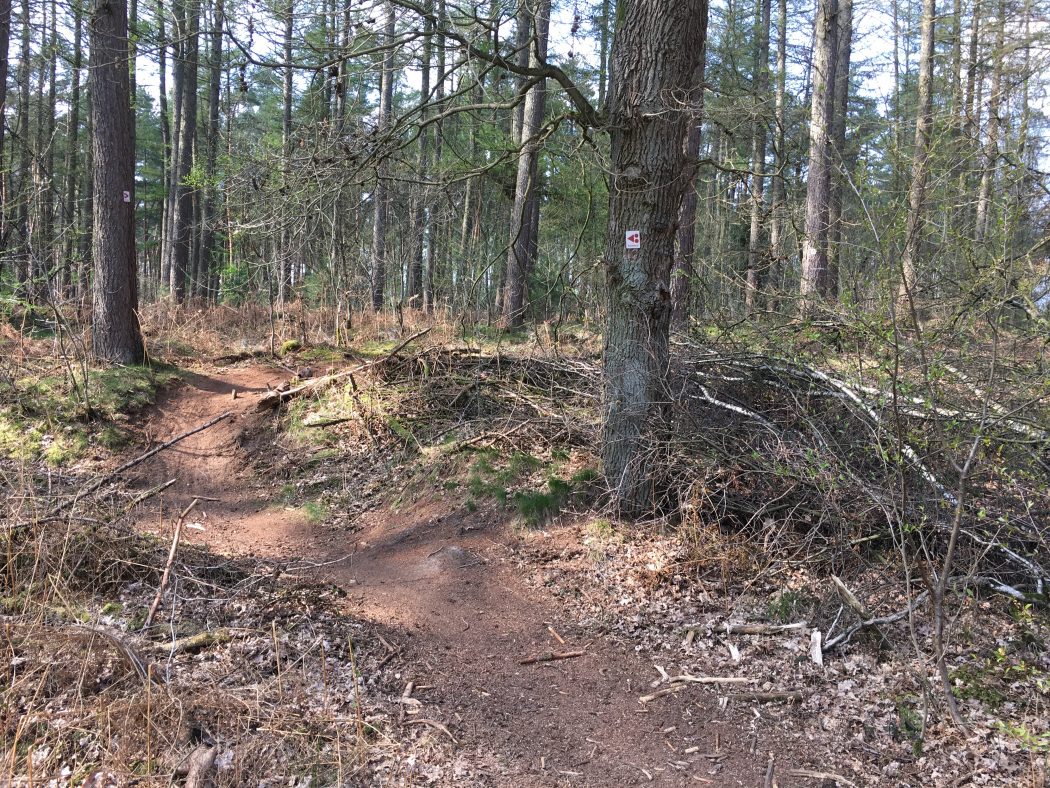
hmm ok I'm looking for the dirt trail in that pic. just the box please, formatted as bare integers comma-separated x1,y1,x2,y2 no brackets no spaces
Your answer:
127,362,806,787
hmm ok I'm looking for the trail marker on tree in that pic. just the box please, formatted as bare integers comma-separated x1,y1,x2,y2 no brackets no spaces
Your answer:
625,230,641,249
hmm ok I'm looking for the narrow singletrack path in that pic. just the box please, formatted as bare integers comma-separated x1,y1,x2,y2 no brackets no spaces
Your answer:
126,361,808,787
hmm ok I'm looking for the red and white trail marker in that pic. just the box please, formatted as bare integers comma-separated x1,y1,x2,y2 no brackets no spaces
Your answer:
625,230,641,249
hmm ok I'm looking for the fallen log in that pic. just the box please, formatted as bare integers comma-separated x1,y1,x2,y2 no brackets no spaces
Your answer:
257,327,432,410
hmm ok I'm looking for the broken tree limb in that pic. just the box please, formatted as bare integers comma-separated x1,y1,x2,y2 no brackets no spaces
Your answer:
639,675,754,703
256,327,432,410
148,628,232,655
726,621,807,635
823,591,929,652
520,649,586,665
726,690,807,703
142,498,200,631
831,575,873,619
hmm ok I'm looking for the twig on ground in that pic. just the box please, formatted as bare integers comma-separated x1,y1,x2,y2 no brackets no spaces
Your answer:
143,498,200,631
520,649,586,665
402,718,458,745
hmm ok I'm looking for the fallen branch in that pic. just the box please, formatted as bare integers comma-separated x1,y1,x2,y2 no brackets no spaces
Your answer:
787,769,859,787
142,498,199,631
9,413,231,530
725,690,807,703
257,327,432,410
823,592,929,652
148,628,232,655
639,675,754,703
520,649,586,665
726,621,807,635
70,625,158,684
402,718,458,745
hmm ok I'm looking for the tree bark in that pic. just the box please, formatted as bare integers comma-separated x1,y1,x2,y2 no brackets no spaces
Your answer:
169,0,199,302
767,0,788,312
62,0,84,296
745,0,772,316
824,0,852,298
799,0,838,313
974,0,1004,246
0,0,9,256
198,0,224,301
370,1,395,311
408,0,432,308
601,0,708,515
503,0,551,329
898,0,935,308
90,0,145,363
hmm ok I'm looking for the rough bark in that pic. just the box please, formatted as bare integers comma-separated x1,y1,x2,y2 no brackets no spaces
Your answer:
767,0,788,311
745,0,772,316
62,0,84,295
370,1,395,311
279,0,294,304
169,0,199,302
198,0,224,301
0,0,9,255
974,0,1004,245
799,0,838,312
898,0,935,308
90,0,145,363
601,0,708,515
824,0,852,298
408,0,432,308
503,0,551,329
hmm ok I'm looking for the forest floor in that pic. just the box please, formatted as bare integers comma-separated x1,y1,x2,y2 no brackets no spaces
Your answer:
4,315,1048,786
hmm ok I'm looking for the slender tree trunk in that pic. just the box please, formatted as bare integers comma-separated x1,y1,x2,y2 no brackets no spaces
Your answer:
824,0,852,298
0,0,9,257
745,0,772,316
898,0,935,308
767,0,788,312
799,0,838,312
158,0,172,290
169,0,199,302
15,0,31,287
62,0,84,297
974,0,1004,246
90,0,145,363
408,0,432,308
370,2,395,312
503,0,551,328
199,0,223,302
424,0,445,312
602,0,708,515
596,0,611,108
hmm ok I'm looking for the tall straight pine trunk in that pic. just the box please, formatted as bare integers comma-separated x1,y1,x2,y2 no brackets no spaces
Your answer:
90,0,145,363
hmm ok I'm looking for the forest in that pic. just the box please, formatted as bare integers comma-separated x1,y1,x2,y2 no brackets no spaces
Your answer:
1,0,1049,784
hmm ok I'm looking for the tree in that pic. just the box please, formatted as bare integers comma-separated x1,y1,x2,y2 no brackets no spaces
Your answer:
800,0,838,311
90,0,145,363
898,0,935,307
503,0,551,329
0,0,9,255
601,0,709,514
168,0,200,302
370,1,395,312
745,0,772,315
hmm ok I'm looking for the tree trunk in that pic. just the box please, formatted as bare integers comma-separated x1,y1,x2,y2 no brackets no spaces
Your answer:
503,0,551,329
158,0,172,291
408,0,432,308
767,0,788,311
799,0,838,312
15,0,31,287
370,1,395,312
974,0,1004,246
62,0,84,296
169,0,198,302
0,0,9,256
744,0,772,316
90,0,145,363
898,0,935,308
601,0,708,515
199,0,224,302
824,0,852,298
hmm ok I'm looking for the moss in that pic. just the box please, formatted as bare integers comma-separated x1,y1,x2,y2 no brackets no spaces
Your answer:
279,339,302,356
303,500,328,524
